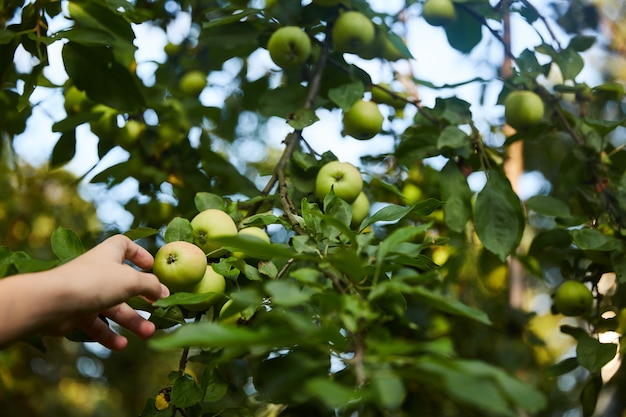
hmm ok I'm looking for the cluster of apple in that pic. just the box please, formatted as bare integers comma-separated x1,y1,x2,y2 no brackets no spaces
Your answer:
315,160,370,228
152,208,269,319
265,4,416,141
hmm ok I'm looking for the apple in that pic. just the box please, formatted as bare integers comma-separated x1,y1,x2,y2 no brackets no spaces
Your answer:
64,85,92,115
179,70,207,96
423,0,457,27
153,241,207,292
219,299,255,325
232,226,271,259
157,122,188,147
380,34,407,61
267,26,311,69
371,83,408,109
191,209,238,257
332,11,376,54
115,120,145,149
315,161,363,203
402,183,423,205
350,191,370,228
89,104,118,138
342,99,384,140
183,265,226,311
553,280,593,317
504,90,544,130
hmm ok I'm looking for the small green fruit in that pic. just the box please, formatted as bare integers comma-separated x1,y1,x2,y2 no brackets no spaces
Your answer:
184,265,226,311
191,209,238,257
504,90,544,130
267,26,312,69
315,160,363,203
332,11,376,54
553,281,593,317
179,70,207,96
423,0,457,27
153,241,207,293
350,191,370,228
343,100,384,140
233,227,271,259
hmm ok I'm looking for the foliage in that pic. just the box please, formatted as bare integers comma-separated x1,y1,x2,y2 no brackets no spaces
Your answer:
3,0,626,416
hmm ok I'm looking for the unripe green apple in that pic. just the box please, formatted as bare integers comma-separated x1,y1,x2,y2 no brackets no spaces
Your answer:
342,99,384,140
89,104,118,138
115,120,145,149
350,191,370,228
232,226,271,259
153,241,207,292
179,70,207,96
315,160,363,203
402,183,423,205
184,265,226,311
191,209,238,257
504,90,544,130
423,0,457,27
332,11,376,54
64,85,92,115
553,280,593,317
267,26,312,69
371,83,408,109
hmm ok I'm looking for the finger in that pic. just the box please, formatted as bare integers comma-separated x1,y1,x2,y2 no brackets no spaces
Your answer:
77,315,128,351
123,268,168,302
100,234,155,271
102,303,156,340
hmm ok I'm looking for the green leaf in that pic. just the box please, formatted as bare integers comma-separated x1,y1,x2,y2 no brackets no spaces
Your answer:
305,378,358,409
370,369,406,410
171,374,202,408
149,322,291,350
410,286,491,325
570,228,621,251
62,42,145,112
569,35,596,52
51,131,76,168
50,227,85,261
287,108,319,129
516,49,543,79
194,192,225,212
473,171,524,261
440,160,472,233
213,235,293,259
361,199,442,229
576,335,617,372
259,85,308,119
525,195,572,217
265,280,315,307
328,81,365,111
437,125,472,158
546,357,579,377
444,5,482,54
153,292,225,309
164,217,193,243
124,227,159,241
581,374,603,417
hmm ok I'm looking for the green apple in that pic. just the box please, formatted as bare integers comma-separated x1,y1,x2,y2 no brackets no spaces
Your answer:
504,90,544,130
64,85,92,115
553,280,593,317
267,26,312,69
332,11,376,54
315,160,363,203
402,183,423,205
115,120,145,149
343,99,384,140
232,226,271,259
183,265,226,311
371,83,408,109
89,104,118,138
423,0,457,27
179,70,207,96
350,191,370,228
380,34,407,61
153,241,207,292
191,209,238,257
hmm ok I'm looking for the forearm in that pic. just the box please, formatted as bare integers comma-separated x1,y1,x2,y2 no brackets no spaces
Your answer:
0,272,70,348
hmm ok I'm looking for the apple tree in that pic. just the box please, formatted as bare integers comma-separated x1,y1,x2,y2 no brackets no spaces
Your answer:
2,0,626,416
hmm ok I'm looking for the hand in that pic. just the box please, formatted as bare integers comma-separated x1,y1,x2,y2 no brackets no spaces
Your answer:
0,235,169,350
